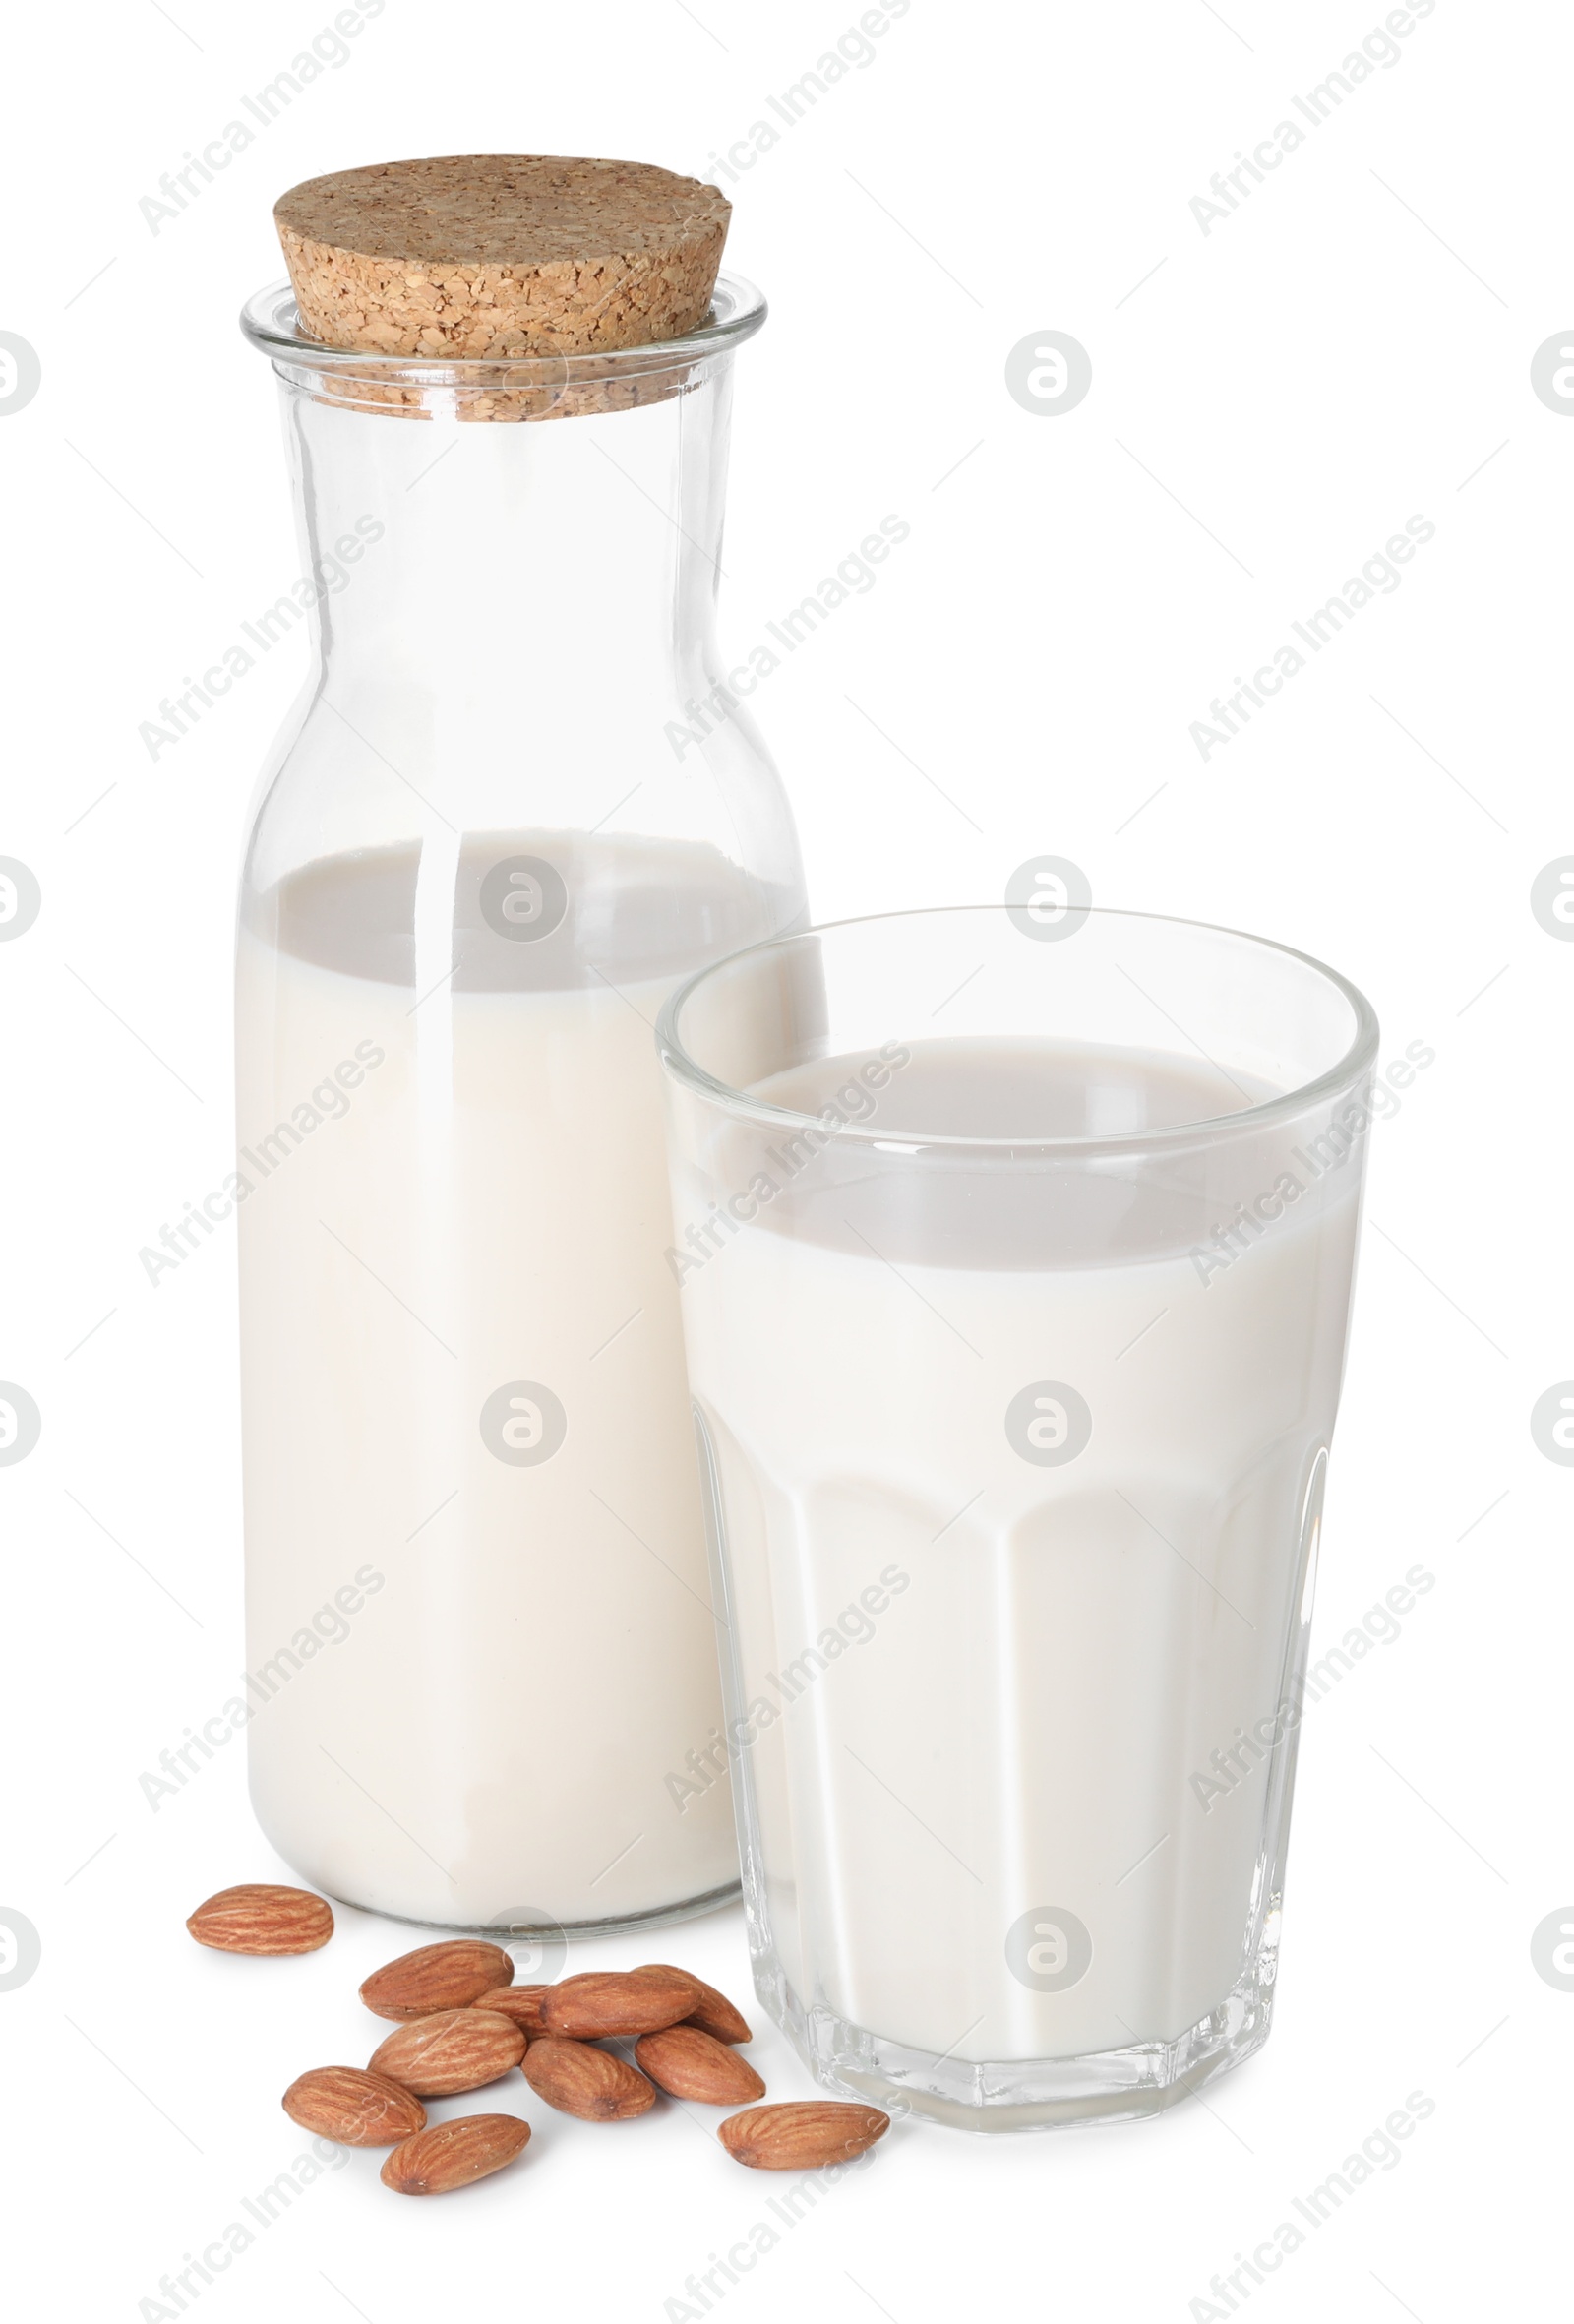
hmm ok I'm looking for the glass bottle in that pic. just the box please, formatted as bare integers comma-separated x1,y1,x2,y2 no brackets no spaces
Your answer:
235,275,803,1936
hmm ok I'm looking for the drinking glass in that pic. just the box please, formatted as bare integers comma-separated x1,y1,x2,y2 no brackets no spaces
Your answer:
658,903,1378,2128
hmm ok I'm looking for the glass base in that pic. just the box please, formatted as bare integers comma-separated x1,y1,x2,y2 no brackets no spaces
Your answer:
757,1948,1275,2132
316,1876,742,1944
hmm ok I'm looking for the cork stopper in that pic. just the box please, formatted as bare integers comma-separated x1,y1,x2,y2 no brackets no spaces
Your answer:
274,154,730,360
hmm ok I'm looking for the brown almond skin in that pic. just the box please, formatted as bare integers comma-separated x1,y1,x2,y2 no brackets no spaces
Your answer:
636,2025,765,2105
719,2102,889,2171
473,1983,551,2035
282,2065,426,2146
381,2112,530,2196
359,1939,515,2022
639,1962,753,2045
367,2008,524,2097
520,2037,657,2120
186,1884,333,1956
540,1967,697,2040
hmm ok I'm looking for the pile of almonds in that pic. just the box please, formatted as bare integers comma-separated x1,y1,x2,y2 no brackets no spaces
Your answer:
187,1883,888,2197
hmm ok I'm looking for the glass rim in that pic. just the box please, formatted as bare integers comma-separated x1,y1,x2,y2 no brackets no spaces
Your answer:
238,270,766,382
656,902,1381,1157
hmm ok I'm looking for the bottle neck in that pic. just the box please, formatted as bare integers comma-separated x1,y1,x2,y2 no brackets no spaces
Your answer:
283,366,734,710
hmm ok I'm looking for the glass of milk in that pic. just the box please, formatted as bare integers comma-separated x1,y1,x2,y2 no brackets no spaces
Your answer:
234,278,804,1935
658,903,1378,2128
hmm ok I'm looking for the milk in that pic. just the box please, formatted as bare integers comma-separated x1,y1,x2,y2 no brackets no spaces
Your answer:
236,834,790,1929
678,1039,1361,2067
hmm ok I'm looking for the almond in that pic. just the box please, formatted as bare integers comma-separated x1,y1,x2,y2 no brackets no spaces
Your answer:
540,1967,697,2040
474,1984,551,2035
639,1962,752,2045
635,2024,765,2105
186,1884,333,1956
520,2037,656,2121
281,2065,426,2145
381,2112,531,2196
367,2008,524,2097
359,1939,515,2021
718,2101,889,2171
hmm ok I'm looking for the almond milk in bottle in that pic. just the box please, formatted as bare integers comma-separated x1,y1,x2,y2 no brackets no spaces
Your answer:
236,159,803,1932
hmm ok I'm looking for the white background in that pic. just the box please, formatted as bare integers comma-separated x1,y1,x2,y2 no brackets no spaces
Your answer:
2,1,1566,2316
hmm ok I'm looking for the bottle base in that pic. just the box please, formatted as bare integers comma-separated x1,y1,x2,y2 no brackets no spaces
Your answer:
316,1876,743,1948
757,1951,1275,2133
